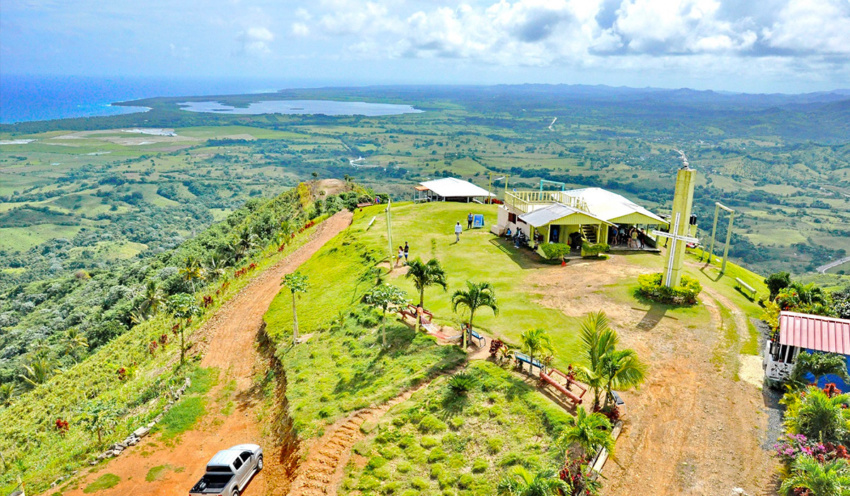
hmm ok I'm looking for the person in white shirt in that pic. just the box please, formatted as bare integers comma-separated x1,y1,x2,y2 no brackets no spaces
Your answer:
454,222,463,242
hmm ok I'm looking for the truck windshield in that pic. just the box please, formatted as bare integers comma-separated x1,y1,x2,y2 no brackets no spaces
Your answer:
206,465,233,473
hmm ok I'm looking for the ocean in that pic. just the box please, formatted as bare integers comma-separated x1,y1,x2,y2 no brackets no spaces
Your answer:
0,75,331,124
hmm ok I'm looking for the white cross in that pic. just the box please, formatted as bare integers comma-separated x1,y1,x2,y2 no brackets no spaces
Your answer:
653,213,699,287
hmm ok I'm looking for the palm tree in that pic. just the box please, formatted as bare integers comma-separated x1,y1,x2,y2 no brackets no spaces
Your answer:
600,348,647,408
497,466,569,496
790,352,850,388
0,383,15,407
365,284,409,348
559,407,614,461
785,386,850,444
282,272,308,346
452,281,498,349
180,256,205,293
520,328,554,372
61,328,89,362
780,455,850,496
205,255,227,281
139,280,165,316
19,359,57,388
575,311,617,408
404,258,448,308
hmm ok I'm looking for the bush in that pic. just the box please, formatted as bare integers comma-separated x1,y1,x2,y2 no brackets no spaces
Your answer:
486,436,504,454
411,476,430,490
419,414,448,433
472,457,488,473
637,273,702,305
428,447,447,462
420,436,439,448
458,473,475,489
447,372,477,397
581,241,609,258
541,243,571,260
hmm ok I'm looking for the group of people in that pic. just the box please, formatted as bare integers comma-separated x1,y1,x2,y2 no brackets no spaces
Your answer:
610,225,645,249
395,241,410,266
503,227,541,250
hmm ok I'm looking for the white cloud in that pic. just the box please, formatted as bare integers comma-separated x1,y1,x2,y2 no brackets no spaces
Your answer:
292,22,310,37
293,0,850,67
236,26,274,56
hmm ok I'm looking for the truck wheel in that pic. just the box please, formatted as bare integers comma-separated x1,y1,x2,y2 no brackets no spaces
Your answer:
232,490,240,496
258,455,264,470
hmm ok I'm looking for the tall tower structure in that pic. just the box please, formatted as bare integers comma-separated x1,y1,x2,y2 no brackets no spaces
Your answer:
661,152,698,287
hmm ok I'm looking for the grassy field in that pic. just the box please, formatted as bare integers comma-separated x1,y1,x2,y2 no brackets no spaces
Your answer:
339,361,571,496
266,202,584,368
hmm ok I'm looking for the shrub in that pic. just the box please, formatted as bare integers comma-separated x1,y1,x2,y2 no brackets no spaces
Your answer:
581,242,609,258
541,243,571,260
486,436,504,454
382,481,401,494
366,456,388,470
472,457,488,473
420,436,439,448
636,273,702,305
358,475,381,491
449,416,465,430
447,372,478,396
396,461,413,473
419,414,448,433
411,477,430,490
428,447,447,462
458,473,475,489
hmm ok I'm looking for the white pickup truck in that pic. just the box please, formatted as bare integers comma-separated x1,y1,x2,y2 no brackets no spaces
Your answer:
189,444,263,496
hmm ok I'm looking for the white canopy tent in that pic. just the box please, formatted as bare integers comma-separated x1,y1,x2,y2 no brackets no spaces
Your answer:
415,177,494,203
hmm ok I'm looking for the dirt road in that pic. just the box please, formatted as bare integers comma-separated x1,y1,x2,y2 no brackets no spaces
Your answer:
532,255,777,496
61,211,352,496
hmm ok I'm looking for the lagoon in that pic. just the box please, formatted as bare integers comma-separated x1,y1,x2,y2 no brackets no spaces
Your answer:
178,100,423,117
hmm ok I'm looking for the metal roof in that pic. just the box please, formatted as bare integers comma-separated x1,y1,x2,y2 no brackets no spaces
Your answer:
518,202,613,228
418,177,493,198
561,187,667,225
779,311,850,354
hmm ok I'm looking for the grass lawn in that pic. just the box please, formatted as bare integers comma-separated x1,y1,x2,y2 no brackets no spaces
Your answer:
82,474,120,493
359,202,583,363
340,361,571,496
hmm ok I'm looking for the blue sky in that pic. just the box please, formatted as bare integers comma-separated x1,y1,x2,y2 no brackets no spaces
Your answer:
2,0,849,93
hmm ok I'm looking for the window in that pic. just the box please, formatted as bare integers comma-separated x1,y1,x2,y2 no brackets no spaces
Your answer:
233,458,243,470
508,213,517,223
240,452,252,463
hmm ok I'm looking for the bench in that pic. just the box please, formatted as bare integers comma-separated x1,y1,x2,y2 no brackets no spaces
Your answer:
610,391,625,413
514,352,543,373
735,278,757,299
467,328,485,348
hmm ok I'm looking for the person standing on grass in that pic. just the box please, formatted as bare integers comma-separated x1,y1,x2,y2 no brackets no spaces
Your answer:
397,246,404,267
455,221,463,242
467,212,473,229
404,242,410,265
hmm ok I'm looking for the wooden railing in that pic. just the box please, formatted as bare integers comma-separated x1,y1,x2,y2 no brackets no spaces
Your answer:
504,190,589,213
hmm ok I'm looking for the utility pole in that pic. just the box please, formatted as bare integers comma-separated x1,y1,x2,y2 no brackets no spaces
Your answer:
386,199,393,272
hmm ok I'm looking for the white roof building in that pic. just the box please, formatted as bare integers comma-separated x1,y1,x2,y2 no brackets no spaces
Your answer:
415,177,494,203
562,187,667,225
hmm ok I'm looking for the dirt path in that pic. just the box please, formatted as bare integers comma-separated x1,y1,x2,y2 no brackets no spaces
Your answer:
61,211,353,496
531,255,777,496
